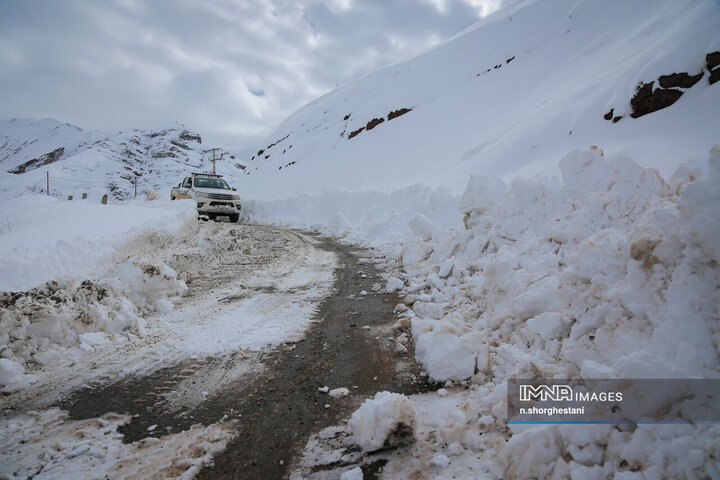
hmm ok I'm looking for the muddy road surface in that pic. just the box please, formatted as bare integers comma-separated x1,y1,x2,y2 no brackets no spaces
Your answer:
43,224,431,479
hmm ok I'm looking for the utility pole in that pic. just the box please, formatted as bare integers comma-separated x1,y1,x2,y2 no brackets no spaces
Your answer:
134,176,137,198
211,148,217,174
46,171,49,196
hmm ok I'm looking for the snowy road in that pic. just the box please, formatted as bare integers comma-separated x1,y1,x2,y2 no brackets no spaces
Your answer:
1,223,428,479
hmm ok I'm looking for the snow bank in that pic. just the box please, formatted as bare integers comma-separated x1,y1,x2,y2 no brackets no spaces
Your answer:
244,185,460,259
273,147,719,479
409,147,719,384
348,391,417,452
0,194,195,291
0,195,198,391
385,147,719,478
0,260,187,392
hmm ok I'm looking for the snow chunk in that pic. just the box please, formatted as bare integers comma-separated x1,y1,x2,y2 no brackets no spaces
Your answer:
0,358,26,391
401,240,430,267
329,387,350,398
459,174,506,216
431,454,451,468
409,214,441,242
155,298,174,314
415,329,476,381
412,301,445,319
341,466,364,480
349,392,417,452
386,277,404,293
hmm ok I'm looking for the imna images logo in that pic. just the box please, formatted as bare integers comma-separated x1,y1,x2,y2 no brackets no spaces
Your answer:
519,384,573,402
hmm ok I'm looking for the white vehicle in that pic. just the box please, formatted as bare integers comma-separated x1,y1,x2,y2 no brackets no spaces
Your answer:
171,172,242,222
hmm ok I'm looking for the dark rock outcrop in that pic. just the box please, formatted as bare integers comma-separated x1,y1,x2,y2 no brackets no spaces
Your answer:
630,81,683,118
710,68,720,85
604,108,614,120
388,108,412,120
365,117,385,131
8,147,64,174
171,140,191,150
707,51,720,71
179,130,202,143
658,72,704,89
348,127,365,139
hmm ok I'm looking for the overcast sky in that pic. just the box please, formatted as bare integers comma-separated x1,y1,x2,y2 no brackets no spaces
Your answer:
0,0,507,149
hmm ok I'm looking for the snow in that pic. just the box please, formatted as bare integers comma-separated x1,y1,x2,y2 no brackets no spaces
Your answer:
328,387,350,398
385,277,404,293
291,147,720,478
0,358,31,393
2,0,719,476
0,194,194,291
0,408,234,480
0,119,245,201
348,391,417,452
340,466,363,480
236,0,720,200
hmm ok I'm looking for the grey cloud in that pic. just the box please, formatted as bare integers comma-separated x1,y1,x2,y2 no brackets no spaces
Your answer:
0,0,510,148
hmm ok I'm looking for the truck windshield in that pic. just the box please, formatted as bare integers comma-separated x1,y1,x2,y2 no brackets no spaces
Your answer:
194,177,231,189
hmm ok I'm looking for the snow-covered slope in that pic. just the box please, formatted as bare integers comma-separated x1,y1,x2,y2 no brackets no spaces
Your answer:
238,0,720,199
0,118,245,200
241,2,720,477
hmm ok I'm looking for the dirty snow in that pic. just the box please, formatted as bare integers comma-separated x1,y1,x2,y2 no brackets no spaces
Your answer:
0,408,234,480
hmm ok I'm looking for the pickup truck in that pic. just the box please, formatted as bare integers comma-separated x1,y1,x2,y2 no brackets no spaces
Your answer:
171,172,242,222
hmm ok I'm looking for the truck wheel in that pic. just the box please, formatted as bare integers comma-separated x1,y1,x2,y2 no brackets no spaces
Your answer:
171,195,176,200
208,213,217,221
229,213,240,223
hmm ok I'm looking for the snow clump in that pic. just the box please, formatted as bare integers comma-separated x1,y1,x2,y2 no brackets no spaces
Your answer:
348,391,417,452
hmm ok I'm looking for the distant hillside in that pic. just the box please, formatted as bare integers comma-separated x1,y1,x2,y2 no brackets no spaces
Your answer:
0,118,245,200
236,0,720,199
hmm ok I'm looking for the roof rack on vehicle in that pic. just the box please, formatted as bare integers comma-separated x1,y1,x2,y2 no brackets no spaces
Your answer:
191,172,224,178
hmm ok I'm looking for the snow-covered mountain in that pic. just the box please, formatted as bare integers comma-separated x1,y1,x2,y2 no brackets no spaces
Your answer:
237,0,720,199
0,118,246,200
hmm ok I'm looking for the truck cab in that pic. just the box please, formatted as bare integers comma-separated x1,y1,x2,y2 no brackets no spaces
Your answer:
171,173,242,222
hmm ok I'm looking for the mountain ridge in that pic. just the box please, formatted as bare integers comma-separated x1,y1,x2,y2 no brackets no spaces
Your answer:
0,118,246,200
